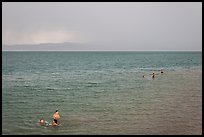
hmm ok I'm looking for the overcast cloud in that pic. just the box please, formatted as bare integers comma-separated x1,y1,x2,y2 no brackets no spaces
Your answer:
2,2,202,51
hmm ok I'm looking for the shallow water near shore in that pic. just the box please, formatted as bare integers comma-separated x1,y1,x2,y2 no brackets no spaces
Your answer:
2,51,202,135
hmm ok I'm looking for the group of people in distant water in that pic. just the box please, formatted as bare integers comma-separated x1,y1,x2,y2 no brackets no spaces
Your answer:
142,69,164,79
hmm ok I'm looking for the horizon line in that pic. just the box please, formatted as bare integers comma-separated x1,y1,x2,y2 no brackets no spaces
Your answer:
2,50,202,52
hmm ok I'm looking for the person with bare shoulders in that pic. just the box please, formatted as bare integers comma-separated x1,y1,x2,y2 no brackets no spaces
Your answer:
52,110,60,126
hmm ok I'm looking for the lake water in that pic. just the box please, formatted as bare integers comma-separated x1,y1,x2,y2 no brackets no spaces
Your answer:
2,51,202,135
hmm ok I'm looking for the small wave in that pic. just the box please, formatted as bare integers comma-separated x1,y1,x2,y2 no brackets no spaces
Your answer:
87,82,99,84
85,82,101,87
139,68,162,71
16,77,24,79
23,85,30,87
51,72,60,75
46,88,54,90
17,100,28,103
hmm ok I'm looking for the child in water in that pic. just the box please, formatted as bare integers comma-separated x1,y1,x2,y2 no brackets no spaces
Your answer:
39,119,50,126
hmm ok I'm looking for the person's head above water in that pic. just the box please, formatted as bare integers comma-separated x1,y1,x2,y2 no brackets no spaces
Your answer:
39,119,44,123
55,110,59,114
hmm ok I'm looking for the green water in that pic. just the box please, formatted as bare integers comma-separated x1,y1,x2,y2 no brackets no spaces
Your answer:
2,51,202,135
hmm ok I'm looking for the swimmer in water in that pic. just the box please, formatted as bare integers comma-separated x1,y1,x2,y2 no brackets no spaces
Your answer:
39,119,50,126
152,73,155,79
39,119,44,124
52,110,60,126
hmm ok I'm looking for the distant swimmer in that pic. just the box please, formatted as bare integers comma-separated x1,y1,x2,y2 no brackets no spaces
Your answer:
142,75,145,78
152,73,155,79
160,69,164,74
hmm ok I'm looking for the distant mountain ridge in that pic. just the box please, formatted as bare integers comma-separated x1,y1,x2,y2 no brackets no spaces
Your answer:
3,42,81,46
2,42,93,51
3,43,200,51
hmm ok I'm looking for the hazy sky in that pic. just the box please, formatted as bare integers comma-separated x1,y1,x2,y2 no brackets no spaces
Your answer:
2,2,202,51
